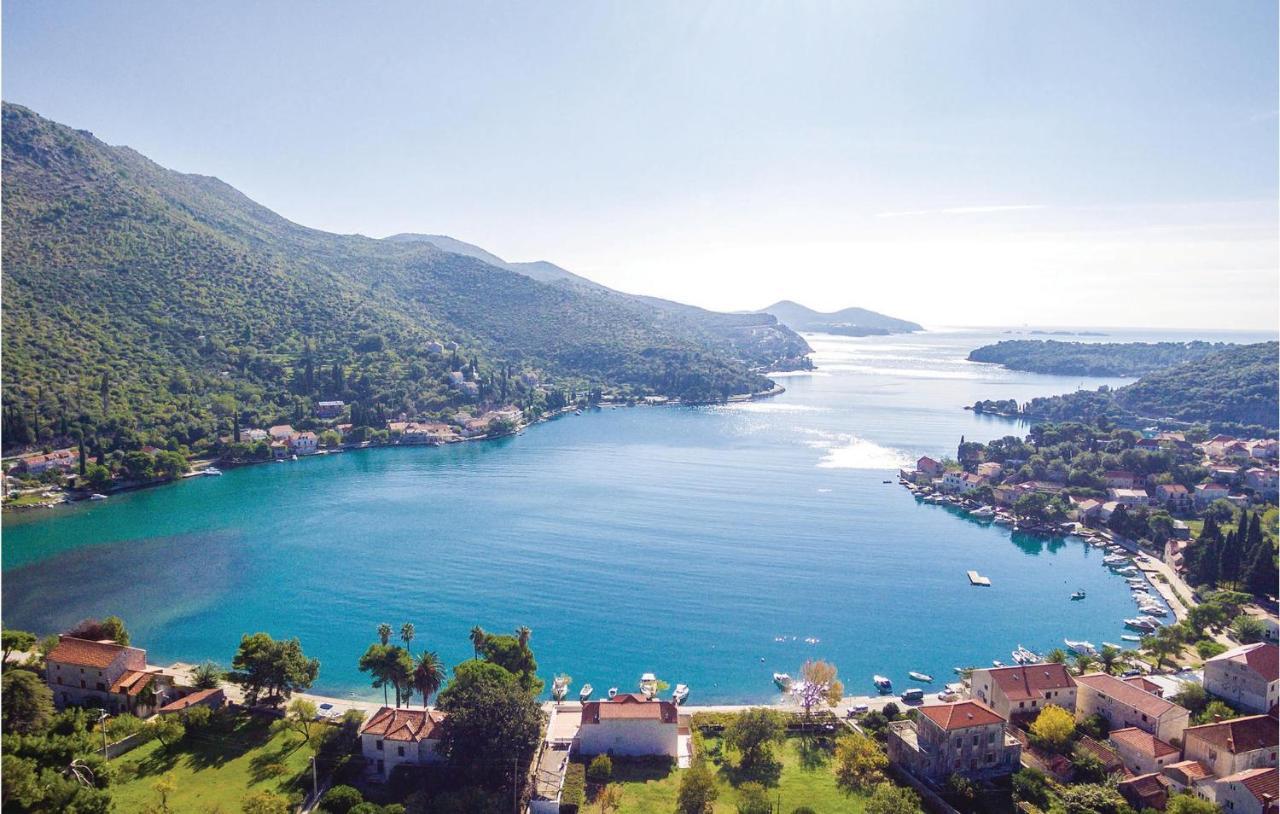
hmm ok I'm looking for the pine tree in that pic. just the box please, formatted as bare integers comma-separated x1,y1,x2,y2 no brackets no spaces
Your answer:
232,406,241,443
1219,529,1246,586
1241,540,1278,598
99,371,110,417
78,436,87,477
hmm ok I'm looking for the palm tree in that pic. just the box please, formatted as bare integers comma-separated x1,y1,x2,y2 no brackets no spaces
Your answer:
1073,653,1095,674
400,622,415,655
414,650,445,708
377,623,392,646
1098,645,1121,675
469,626,486,659
517,626,531,649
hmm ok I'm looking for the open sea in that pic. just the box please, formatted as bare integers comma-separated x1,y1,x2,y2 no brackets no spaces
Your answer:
3,326,1273,703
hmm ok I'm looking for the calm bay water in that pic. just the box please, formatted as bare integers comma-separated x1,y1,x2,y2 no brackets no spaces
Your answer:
3,327,1272,703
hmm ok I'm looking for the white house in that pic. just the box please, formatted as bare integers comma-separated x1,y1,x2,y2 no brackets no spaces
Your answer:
288,431,318,455
577,694,680,758
1214,768,1279,814
1195,483,1231,506
359,707,446,780
1202,644,1279,715
1108,488,1151,508
45,636,175,716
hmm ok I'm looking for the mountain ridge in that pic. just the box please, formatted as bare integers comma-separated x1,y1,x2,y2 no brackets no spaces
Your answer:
761,300,922,335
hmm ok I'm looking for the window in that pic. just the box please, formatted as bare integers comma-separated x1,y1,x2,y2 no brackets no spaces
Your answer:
397,746,404,757
376,739,384,751
96,682,105,691
1019,701,1024,708
987,733,995,743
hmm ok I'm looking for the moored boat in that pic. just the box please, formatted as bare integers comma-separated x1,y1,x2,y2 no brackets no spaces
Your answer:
908,671,933,683
608,687,618,698
580,684,594,702
1070,590,1087,600
89,493,108,501
773,672,792,689
552,674,571,701
1064,639,1097,655
873,675,893,693
673,683,689,704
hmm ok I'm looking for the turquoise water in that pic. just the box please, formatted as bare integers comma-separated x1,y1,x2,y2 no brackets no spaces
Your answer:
3,327,1272,703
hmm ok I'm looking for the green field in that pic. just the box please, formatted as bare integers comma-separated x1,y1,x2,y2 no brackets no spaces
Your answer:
110,715,313,813
600,735,868,814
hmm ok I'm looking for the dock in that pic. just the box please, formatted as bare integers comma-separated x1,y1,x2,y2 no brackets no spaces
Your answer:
967,570,991,586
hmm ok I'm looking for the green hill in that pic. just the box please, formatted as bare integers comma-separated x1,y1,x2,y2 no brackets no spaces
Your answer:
0,103,801,456
968,339,1233,376
1016,342,1279,432
761,300,921,335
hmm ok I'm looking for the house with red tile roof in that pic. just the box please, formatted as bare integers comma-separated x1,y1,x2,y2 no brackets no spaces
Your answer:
1153,483,1192,512
1204,644,1280,715
1073,673,1190,743
1075,736,1127,777
1124,676,1164,697
577,694,681,758
359,706,446,780
156,688,226,716
1117,772,1172,811
1216,768,1279,814
917,456,943,477
886,700,1021,782
1182,715,1278,779
969,664,1077,722
1161,759,1215,799
1109,727,1180,776
45,635,175,716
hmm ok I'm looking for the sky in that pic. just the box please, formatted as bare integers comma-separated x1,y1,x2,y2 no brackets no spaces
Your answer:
4,1,1278,330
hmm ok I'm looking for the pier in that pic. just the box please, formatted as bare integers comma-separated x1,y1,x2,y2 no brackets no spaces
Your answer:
966,570,991,586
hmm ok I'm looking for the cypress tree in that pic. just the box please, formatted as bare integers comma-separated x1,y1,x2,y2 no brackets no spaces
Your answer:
1241,540,1278,598
78,436,87,477
1219,529,1245,586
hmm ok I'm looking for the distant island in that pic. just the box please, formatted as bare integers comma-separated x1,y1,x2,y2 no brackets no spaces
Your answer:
968,340,1234,377
760,300,922,336
971,342,1279,434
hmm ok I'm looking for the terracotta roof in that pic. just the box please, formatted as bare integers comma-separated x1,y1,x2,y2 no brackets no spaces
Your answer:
1075,673,1183,719
918,700,1004,731
108,670,155,697
581,694,678,724
1118,772,1172,803
47,636,129,669
156,688,225,714
1110,727,1179,759
1183,715,1278,754
1075,736,1124,771
1163,760,1212,784
1208,643,1279,681
987,664,1076,702
360,706,445,742
1222,768,1279,806
1123,676,1163,696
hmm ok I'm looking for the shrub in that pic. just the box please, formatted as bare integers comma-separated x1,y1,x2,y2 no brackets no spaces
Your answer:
587,753,612,784
735,781,772,814
321,785,364,814
1196,640,1227,659
560,763,585,813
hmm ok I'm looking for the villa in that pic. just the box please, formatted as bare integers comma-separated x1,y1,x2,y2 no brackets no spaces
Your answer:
289,431,318,455
45,635,177,716
359,706,447,780
1153,483,1192,512
1195,482,1231,507
1108,487,1151,508
969,663,1076,723
886,700,1022,783
1108,727,1180,776
268,424,295,441
1181,715,1278,779
1073,673,1190,743
1202,643,1279,714
577,693,682,759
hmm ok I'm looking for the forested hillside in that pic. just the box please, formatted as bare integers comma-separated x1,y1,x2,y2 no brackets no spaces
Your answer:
968,340,1233,376
1,104,793,456
1013,342,1279,433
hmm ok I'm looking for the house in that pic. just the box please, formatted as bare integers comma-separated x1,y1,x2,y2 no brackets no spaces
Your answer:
289,432,318,455
1161,760,1215,799
1205,436,1240,459
1073,673,1190,743
1109,488,1151,508
969,664,1077,722
977,462,1003,479
1181,715,1278,778
243,428,269,442
270,440,289,459
1109,727,1180,775
1075,735,1127,777
1245,468,1279,497
316,401,345,419
359,706,446,780
917,456,943,477
1242,607,1280,646
156,687,226,716
1154,484,1192,512
1215,768,1279,814
1211,466,1243,485
1195,483,1231,507
1202,644,1279,714
392,422,455,444
17,448,79,475
1171,519,1191,540
577,694,680,758
885,700,1021,783
45,635,176,716
1125,676,1165,698
942,471,985,495
268,425,295,441
1249,440,1279,461
1072,498,1104,523
1106,471,1141,489
1098,501,1121,522
1117,773,1173,811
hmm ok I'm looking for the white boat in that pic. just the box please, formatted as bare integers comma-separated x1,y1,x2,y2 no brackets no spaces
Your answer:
1102,642,1122,651
639,672,657,697
1070,590,1087,601
1012,645,1041,665
1120,634,1142,642
1103,554,1130,565
579,684,593,702
672,684,689,704
992,659,1004,667
552,675,571,701
1139,605,1168,617
773,672,792,689
873,675,893,693
89,493,108,501
607,687,618,698
202,467,223,476
1064,639,1097,655
969,506,996,519
1125,618,1158,632
908,671,933,683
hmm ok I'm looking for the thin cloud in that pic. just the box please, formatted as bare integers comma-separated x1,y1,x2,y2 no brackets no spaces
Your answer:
875,204,1047,218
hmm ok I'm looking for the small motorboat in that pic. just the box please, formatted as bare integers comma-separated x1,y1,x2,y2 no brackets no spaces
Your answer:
992,659,1004,667
1120,634,1142,642
1125,618,1158,632
1070,590,1087,601
773,672,792,689
202,467,223,476
608,687,618,698
1064,639,1097,655
908,671,933,683
639,672,657,698
672,684,689,704
1102,642,1122,651
579,684,594,702
873,675,893,693
89,493,108,501
969,506,996,518
552,675,571,702
1012,645,1041,665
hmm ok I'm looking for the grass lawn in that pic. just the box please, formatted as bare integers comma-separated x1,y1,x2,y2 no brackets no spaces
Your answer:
110,714,313,813
601,735,867,814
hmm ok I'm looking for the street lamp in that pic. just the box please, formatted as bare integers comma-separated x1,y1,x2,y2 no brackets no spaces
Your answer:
94,708,110,760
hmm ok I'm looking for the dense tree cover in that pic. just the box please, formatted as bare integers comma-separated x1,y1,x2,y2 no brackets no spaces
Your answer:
228,632,320,705
2,103,792,459
1007,343,1279,432
2,669,55,735
723,707,786,776
474,626,542,695
1185,511,1278,598
434,660,543,790
2,703,113,814
968,340,1231,377
66,616,129,646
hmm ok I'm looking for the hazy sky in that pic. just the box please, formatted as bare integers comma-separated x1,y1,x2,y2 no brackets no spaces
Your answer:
5,1,1277,330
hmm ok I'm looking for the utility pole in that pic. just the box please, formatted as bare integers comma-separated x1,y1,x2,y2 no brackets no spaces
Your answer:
311,755,318,803
97,710,110,760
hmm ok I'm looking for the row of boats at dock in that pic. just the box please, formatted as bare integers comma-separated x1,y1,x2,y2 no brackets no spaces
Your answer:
552,673,689,705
